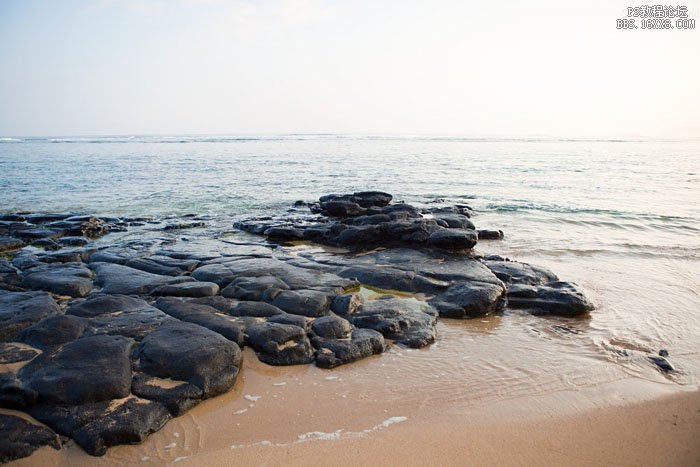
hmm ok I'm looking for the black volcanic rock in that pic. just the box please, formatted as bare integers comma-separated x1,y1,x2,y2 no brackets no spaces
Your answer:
0,413,61,463
246,322,315,365
19,335,134,406
350,297,438,348
312,328,386,369
135,321,242,398
0,291,61,341
20,262,93,297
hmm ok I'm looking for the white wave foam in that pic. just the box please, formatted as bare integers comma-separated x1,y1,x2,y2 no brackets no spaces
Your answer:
230,416,408,450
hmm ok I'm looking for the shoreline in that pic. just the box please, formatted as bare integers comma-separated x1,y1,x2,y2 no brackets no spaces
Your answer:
2,193,697,464
197,389,700,467
16,383,699,466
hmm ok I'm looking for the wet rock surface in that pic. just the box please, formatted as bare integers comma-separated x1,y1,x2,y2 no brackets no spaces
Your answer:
0,193,595,460
0,413,61,463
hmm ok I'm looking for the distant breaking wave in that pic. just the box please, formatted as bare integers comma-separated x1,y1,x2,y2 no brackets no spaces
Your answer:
1,135,696,144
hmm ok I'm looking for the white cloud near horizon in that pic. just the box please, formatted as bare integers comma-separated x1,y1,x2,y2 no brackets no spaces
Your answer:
0,0,698,137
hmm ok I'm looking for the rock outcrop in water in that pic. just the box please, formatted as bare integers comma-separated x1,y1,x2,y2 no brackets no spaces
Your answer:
0,192,594,460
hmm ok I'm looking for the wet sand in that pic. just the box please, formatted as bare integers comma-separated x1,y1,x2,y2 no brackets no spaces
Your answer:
185,389,700,467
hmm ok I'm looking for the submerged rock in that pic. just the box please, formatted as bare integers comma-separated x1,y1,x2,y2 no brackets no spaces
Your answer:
506,281,594,316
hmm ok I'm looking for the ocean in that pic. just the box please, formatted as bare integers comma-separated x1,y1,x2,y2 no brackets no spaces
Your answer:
1,134,699,449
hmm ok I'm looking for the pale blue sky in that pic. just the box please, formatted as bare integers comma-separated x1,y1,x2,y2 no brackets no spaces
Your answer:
1,0,698,136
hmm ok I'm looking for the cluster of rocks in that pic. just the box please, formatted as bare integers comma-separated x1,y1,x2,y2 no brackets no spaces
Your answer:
0,213,122,253
0,192,594,461
237,191,504,250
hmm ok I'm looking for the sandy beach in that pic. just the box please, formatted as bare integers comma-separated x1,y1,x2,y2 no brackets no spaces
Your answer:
185,390,700,467
15,383,699,466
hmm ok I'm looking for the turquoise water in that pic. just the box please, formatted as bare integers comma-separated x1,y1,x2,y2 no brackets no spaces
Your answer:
2,135,699,394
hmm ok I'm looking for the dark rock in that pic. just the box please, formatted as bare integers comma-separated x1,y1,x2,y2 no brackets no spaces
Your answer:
337,225,383,246
135,321,242,398
67,293,153,318
57,236,89,247
28,397,170,456
0,259,18,275
0,372,38,409
151,281,219,297
154,298,244,345
13,228,63,241
351,191,393,208
0,214,26,222
312,328,385,369
431,282,506,318
246,322,314,365
351,298,438,348
191,263,236,287
477,229,504,240
196,257,356,292
337,265,445,295
25,213,73,224
310,315,352,339
19,335,134,406
0,291,61,341
163,222,206,230
267,313,309,329
229,301,286,318
320,200,365,217
484,260,557,285
37,248,93,264
0,237,26,252
659,349,669,357
221,275,290,300
14,315,88,350
269,289,330,317
648,355,674,373
20,263,94,297
92,262,194,295
432,214,475,230
507,281,594,316
264,226,306,241
383,219,438,244
427,228,477,250
131,372,203,416
30,238,61,250
125,258,186,276
0,342,40,364
11,253,43,271
88,248,141,265
330,293,364,315
85,308,175,341
187,295,232,313
0,413,61,463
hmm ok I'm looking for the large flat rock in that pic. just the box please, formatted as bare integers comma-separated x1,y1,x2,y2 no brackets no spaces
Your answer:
92,262,194,295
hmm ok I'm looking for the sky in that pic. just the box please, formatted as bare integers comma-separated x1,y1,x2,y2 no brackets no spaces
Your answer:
0,0,698,137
